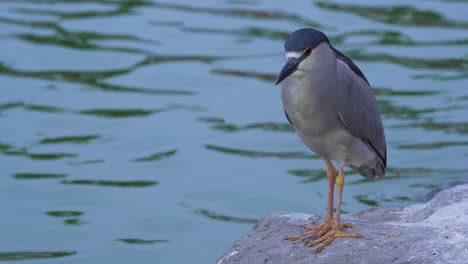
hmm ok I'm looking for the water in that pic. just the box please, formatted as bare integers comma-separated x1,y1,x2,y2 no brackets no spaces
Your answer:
1,0,467,263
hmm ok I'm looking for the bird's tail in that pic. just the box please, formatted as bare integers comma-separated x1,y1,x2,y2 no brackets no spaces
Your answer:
350,159,386,179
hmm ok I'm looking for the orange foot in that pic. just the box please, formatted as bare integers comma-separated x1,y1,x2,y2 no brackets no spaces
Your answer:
307,226,361,252
287,218,352,242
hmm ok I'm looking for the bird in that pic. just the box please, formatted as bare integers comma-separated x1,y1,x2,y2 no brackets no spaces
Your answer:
275,28,387,252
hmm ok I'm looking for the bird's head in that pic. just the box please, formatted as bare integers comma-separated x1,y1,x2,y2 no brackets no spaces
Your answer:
276,28,329,85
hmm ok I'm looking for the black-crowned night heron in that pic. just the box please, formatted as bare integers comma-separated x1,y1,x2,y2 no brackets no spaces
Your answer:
276,28,387,252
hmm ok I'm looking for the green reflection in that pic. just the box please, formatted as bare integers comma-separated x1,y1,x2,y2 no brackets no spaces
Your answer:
180,202,262,224
2,0,323,28
46,211,84,217
349,167,468,185
398,141,468,149
199,117,293,133
205,144,317,159
181,203,258,224
152,19,468,48
379,100,432,120
373,87,440,97
12,0,151,20
394,121,468,134
151,2,322,28
0,251,76,261
409,183,439,189
0,102,65,113
353,194,379,206
13,173,66,179
39,135,101,144
28,153,78,160
413,72,468,80
116,238,170,244
212,69,276,82
215,122,293,133
0,142,12,151
61,180,158,187
378,100,460,120
181,25,289,42
0,60,196,96
316,2,468,28
287,169,327,183
331,29,468,46
132,150,178,162
79,108,164,118
0,14,158,54
14,33,152,54
243,122,294,132
68,159,105,165
347,50,467,71
0,142,77,160
63,218,87,225
194,208,257,224
197,117,225,123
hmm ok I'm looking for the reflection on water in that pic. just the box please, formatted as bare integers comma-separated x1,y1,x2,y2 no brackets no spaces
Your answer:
13,173,67,179
398,141,468,149
1,0,467,263
353,194,379,207
61,180,158,187
205,144,317,159
394,120,468,134
46,211,84,217
39,135,101,144
0,251,76,261
0,141,76,160
116,238,170,244
132,149,178,162
79,108,166,118
287,169,327,183
316,2,468,28
180,203,258,224
199,117,293,133
348,167,468,185
46,211,87,225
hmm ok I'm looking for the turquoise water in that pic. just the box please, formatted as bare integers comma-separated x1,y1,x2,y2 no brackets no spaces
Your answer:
1,0,467,263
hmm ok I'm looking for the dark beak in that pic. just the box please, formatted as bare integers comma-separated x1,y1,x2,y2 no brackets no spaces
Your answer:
275,57,300,85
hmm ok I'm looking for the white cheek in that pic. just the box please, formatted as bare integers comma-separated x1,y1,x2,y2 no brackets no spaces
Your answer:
299,57,311,69
286,51,302,59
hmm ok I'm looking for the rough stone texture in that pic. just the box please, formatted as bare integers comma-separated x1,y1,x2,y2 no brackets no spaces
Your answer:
218,184,468,264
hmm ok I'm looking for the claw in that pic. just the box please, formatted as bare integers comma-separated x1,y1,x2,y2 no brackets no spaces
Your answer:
287,219,360,252
287,218,334,241
311,227,361,253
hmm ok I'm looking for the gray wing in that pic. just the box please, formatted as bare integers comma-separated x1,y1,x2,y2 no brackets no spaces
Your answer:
335,53,387,169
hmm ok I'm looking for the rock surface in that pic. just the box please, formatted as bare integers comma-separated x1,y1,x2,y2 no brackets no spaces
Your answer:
217,184,468,264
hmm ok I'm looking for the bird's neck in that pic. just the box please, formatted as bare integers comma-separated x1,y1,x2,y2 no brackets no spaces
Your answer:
293,43,338,90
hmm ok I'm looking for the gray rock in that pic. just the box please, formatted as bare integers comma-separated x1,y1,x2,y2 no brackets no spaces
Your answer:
217,184,468,264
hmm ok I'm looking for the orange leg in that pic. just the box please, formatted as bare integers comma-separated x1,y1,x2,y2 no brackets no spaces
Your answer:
288,159,336,241
307,166,361,252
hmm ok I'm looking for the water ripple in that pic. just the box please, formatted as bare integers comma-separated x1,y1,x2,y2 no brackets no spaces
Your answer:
199,117,293,133
204,144,317,159
132,149,178,162
39,135,101,144
13,173,67,179
79,108,166,118
61,179,158,187
0,251,76,261
398,141,468,149
180,203,257,224
116,238,170,244
316,2,468,28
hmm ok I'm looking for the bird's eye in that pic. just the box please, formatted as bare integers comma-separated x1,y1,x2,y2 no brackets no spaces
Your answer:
304,48,312,56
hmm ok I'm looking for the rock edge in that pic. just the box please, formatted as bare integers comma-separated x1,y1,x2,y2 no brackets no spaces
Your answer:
217,184,468,264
